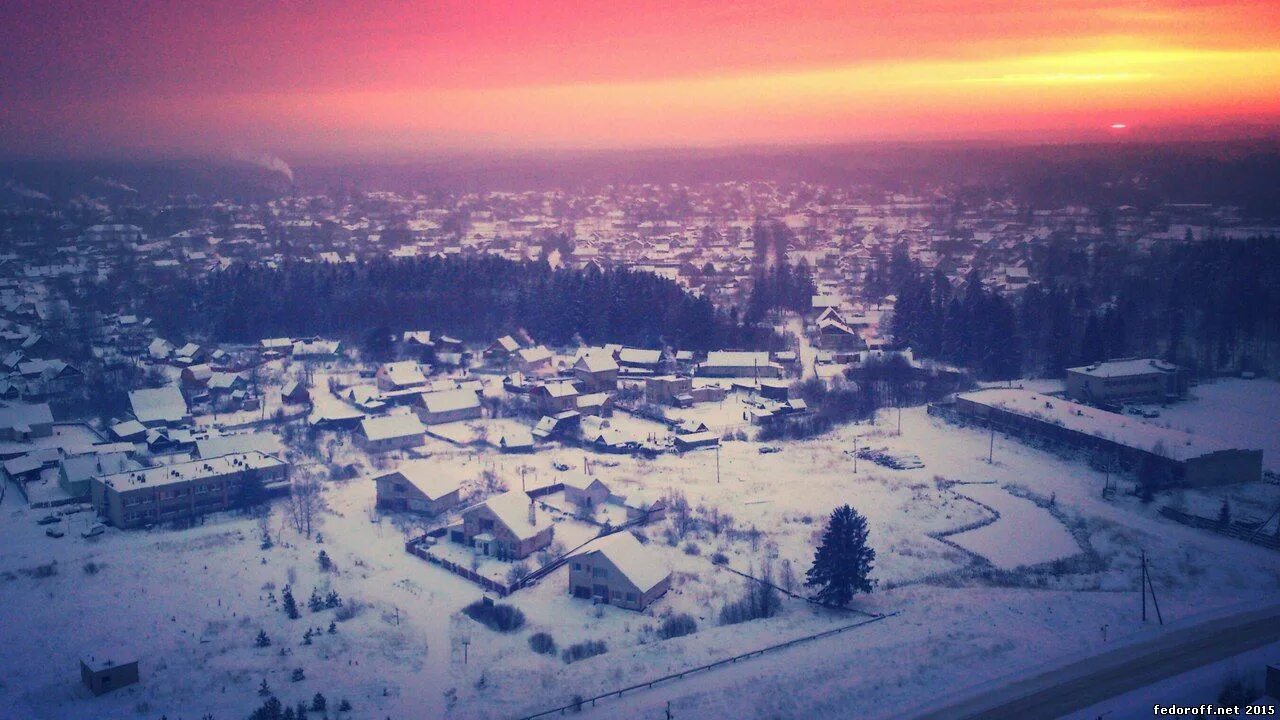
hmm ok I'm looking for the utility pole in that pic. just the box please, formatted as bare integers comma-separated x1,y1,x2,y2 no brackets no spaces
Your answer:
1146,557,1164,625
852,435,858,474
987,425,995,464
715,444,721,484
1141,549,1147,622
461,637,470,665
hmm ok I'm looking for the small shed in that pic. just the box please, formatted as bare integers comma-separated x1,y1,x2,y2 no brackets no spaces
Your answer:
81,652,139,696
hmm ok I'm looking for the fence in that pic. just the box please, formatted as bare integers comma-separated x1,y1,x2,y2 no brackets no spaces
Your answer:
515,612,897,720
1159,506,1280,550
404,539,515,596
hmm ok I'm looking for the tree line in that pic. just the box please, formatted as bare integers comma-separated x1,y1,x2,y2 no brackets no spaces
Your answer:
888,237,1280,378
132,255,779,352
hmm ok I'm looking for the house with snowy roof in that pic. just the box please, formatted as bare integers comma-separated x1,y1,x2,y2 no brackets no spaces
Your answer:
414,387,482,425
568,531,671,610
374,460,461,514
453,490,554,560
357,413,426,452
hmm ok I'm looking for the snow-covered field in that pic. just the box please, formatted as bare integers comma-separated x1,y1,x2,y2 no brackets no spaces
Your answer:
947,483,1082,570
2,378,1278,719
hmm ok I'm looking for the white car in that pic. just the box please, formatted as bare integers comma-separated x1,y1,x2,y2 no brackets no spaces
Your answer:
81,524,106,539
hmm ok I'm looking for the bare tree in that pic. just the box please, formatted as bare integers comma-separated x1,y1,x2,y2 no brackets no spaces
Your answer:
285,470,325,539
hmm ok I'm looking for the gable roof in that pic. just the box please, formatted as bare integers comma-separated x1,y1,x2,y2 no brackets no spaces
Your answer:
360,413,425,442
571,531,669,592
575,352,618,374
128,385,188,424
421,387,481,414
378,460,460,500
464,490,550,540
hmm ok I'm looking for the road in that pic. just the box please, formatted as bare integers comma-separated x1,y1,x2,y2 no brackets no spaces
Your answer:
908,603,1280,720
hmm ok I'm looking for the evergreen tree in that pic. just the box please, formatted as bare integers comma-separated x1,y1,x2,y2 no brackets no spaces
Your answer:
291,667,305,682
338,698,352,712
282,586,300,619
255,629,271,647
324,590,342,609
249,696,283,720
258,678,272,697
307,587,324,613
805,504,876,606
311,693,327,712
317,550,332,572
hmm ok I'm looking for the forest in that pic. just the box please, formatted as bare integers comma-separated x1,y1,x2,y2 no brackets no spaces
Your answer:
131,255,773,352
889,237,1280,379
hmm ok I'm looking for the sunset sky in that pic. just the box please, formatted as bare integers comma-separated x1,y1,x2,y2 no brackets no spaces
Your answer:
3,0,1280,159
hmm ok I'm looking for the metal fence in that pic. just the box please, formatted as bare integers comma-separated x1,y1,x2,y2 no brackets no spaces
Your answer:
515,612,897,720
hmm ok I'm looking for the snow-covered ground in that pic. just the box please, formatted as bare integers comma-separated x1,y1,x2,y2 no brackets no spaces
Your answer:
947,483,1082,570
2,378,1278,719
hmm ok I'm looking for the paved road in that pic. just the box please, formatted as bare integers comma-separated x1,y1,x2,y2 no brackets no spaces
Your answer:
909,604,1280,720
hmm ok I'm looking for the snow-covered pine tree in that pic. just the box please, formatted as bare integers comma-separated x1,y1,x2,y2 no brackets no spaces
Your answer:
805,504,876,607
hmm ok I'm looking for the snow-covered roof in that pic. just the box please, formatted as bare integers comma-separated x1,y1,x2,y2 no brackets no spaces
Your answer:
570,531,669,592
465,490,549,540
196,432,282,459
957,389,1247,461
0,403,53,431
378,460,460,500
421,387,480,414
575,352,618,374
1067,358,1179,378
128,386,188,425
360,413,426,442
704,351,772,367
99,451,286,491
379,361,427,387
618,348,661,365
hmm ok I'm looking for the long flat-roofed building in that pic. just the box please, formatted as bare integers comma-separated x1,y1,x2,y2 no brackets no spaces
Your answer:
90,451,289,529
953,389,1261,486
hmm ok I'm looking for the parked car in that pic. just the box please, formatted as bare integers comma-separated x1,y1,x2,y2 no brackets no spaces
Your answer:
37,514,60,525
45,528,65,538
81,524,106,539
759,446,781,454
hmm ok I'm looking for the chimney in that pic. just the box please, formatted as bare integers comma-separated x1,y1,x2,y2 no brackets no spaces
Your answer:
528,499,536,526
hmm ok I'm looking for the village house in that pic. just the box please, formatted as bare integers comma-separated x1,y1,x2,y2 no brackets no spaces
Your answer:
575,391,613,417
616,347,662,374
562,475,611,510
645,375,694,406
374,460,462,514
573,352,619,392
453,490,554,560
414,387,483,425
0,402,54,441
568,531,672,611
516,345,554,375
531,381,579,414
128,385,190,427
483,335,522,366
376,360,429,392
357,413,426,452
90,451,290,529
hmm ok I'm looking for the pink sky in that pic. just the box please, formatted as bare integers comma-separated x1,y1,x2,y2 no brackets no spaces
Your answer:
3,1,1279,158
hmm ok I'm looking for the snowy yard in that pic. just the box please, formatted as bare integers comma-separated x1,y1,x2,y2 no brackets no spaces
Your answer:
3,378,1280,720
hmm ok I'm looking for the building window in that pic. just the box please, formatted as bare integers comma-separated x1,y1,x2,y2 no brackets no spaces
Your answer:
626,592,636,602
592,567,608,578
572,562,581,571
